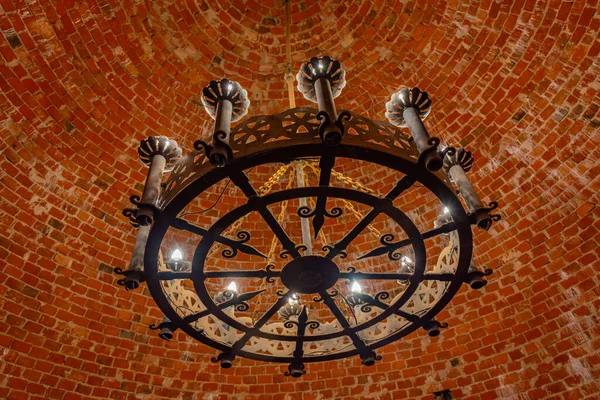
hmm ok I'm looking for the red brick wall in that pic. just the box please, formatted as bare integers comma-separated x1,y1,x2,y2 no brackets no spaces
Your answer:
1,1,599,399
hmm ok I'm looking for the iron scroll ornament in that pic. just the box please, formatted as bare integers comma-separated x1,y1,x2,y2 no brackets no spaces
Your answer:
138,110,487,372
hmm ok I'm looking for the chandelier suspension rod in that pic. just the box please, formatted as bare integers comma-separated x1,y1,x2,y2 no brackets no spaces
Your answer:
284,0,296,108
295,163,313,255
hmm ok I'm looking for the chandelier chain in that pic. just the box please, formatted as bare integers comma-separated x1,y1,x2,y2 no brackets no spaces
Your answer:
207,164,292,259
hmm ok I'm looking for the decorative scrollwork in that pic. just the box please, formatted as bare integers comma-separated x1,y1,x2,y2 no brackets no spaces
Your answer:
360,350,382,366
312,294,325,302
221,231,252,258
284,362,307,378
470,201,501,231
360,303,373,313
265,264,277,283
374,292,390,302
280,245,307,259
114,267,144,291
275,289,287,297
149,318,179,341
234,302,250,312
306,321,320,330
122,208,139,228
283,320,298,329
322,245,347,259
211,352,235,368
129,194,142,206
297,205,342,219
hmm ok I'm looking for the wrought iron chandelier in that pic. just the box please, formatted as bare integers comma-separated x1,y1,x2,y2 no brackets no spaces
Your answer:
115,55,500,377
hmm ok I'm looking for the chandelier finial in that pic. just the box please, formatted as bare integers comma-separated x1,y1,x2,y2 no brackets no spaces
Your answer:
196,78,250,167
385,87,444,171
444,148,501,230
296,56,346,102
138,136,182,170
296,56,350,146
385,87,432,127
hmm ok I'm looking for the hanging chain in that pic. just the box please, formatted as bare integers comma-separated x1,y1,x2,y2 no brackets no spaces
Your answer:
302,161,382,238
207,164,292,259
252,167,296,323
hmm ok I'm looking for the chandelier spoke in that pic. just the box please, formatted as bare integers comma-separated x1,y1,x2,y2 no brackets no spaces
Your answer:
230,172,301,258
172,218,266,259
298,156,338,238
203,268,280,280
326,176,415,259
320,291,370,352
339,271,454,282
232,294,289,352
353,292,419,322
157,271,192,280
358,222,457,261
183,289,266,324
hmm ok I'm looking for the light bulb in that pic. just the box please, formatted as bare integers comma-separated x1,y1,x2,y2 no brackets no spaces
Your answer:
288,294,298,305
227,83,233,92
227,281,237,292
443,206,449,214
171,249,183,261
403,256,412,264
351,281,362,293
318,61,323,71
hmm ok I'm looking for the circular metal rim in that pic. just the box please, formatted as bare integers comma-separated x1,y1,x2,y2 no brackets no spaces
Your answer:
191,186,426,342
144,142,472,364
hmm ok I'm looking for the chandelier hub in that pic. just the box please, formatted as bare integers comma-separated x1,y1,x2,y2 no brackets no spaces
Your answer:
280,255,340,294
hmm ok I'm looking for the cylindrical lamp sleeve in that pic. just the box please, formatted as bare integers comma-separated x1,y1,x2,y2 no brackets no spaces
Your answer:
209,99,233,166
129,224,150,271
315,78,337,119
403,107,431,153
141,154,166,205
449,165,483,212
214,99,233,140
137,155,166,225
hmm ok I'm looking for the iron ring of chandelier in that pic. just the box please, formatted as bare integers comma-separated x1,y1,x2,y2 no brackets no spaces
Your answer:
116,56,500,377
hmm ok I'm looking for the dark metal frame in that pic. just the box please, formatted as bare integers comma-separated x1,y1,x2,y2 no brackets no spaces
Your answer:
142,132,476,367
115,58,500,376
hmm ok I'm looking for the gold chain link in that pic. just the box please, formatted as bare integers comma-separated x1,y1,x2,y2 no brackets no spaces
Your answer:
207,164,292,259
252,167,296,323
302,161,381,238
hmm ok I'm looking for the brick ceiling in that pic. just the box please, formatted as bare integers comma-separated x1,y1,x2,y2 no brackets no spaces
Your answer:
1,0,599,399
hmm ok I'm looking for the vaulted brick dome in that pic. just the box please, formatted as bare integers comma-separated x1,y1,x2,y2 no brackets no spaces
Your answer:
1,1,599,399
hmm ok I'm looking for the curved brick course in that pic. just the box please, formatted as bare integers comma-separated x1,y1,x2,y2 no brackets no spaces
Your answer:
0,1,599,399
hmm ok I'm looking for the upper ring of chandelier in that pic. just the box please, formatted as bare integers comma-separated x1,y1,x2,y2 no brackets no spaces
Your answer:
115,55,501,377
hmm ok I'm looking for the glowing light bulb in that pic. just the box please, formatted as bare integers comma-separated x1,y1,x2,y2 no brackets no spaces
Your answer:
226,281,237,292
443,206,449,214
288,294,298,305
171,249,183,261
351,281,362,293
227,83,233,91
318,61,323,71
403,256,412,264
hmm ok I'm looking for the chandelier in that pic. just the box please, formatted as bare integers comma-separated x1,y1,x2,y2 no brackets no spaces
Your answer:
115,55,500,377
